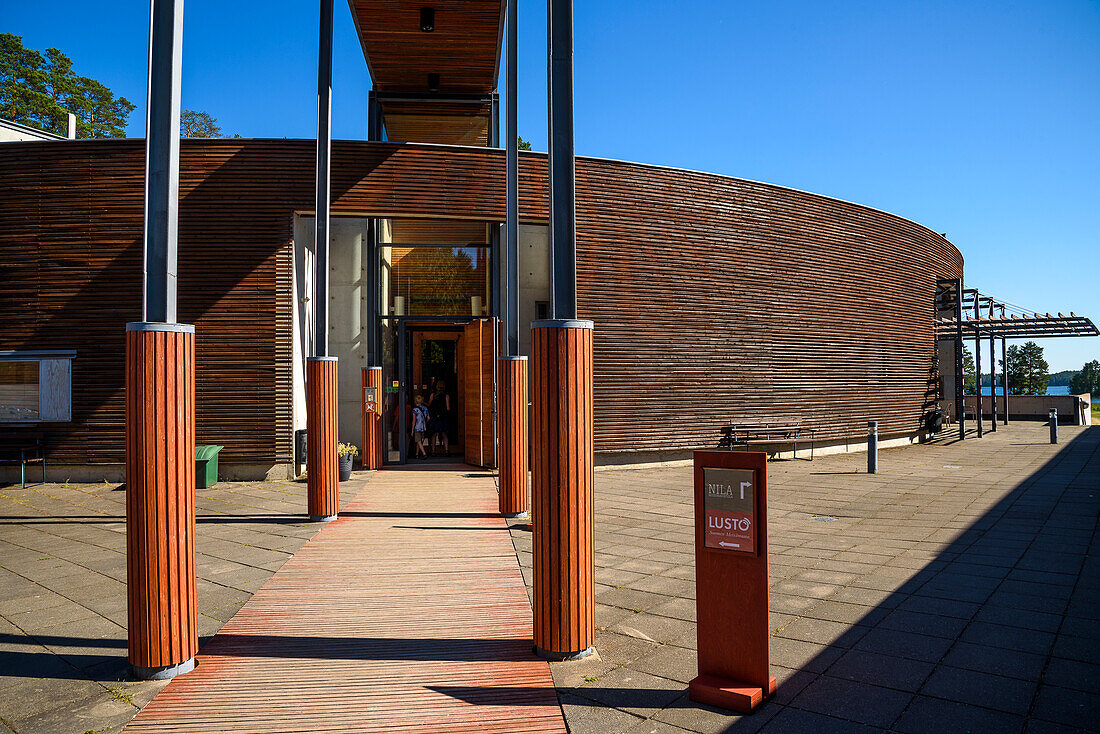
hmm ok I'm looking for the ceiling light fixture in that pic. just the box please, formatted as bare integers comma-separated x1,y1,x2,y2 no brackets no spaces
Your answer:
427,73,440,93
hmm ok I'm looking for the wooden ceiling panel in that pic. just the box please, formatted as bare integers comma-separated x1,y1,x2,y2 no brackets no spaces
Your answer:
384,114,489,146
349,0,505,94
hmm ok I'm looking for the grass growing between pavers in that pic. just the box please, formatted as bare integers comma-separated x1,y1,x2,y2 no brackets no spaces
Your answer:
509,423,1099,734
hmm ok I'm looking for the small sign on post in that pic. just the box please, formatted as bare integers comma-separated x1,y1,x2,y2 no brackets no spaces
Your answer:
363,386,378,415
690,450,775,713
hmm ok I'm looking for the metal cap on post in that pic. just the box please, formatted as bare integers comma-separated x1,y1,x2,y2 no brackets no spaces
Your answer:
867,421,878,474
1049,408,1058,444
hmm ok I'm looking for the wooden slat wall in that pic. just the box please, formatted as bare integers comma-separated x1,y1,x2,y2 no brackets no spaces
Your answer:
125,327,197,669
0,139,962,466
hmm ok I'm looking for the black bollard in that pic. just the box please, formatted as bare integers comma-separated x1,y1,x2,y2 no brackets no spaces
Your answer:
868,421,878,474
1049,408,1058,444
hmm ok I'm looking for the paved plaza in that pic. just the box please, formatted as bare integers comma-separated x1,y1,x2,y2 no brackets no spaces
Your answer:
511,422,1099,733
0,476,366,734
0,422,1097,733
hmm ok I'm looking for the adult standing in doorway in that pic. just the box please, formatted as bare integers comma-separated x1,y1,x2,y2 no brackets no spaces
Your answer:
428,381,452,455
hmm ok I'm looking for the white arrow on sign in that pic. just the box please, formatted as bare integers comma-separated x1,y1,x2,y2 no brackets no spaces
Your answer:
718,541,741,549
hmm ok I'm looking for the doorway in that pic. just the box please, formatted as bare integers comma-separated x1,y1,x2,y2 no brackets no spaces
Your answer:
408,327,464,462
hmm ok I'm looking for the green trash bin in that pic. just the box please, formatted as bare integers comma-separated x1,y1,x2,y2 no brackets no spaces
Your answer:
195,445,224,489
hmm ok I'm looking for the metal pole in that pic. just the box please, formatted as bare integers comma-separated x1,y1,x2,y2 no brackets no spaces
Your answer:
548,0,577,319
505,0,519,355
314,0,333,357
491,92,501,147
976,290,985,440
1049,408,1058,444
1002,335,1009,425
955,278,965,440
867,421,878,474
367,90,382,141
143,0,184,323
974,326,983,438
988,302,997,431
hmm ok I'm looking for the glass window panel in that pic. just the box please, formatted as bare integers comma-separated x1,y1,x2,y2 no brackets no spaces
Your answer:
0,361,40,422
383,246,491,317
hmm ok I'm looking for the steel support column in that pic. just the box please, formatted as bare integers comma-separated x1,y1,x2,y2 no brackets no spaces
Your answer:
1002,335,1009,425
955,278,965,440
505,0,519,356
143,0,183,323
308,0,339,519
367,90,383,141
490,92,501,147
127,0,195,682
974,326,983,437
314,0,333,357
533,0,594,661
548,0,577,319
988,301,997,430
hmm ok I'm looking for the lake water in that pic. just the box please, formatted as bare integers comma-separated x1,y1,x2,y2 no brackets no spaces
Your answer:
980,384,1098,402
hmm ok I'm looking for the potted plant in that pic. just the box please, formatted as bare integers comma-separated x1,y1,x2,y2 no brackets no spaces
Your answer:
337,443,358,481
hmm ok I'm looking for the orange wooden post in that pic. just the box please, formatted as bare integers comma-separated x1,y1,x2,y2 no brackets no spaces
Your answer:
307,357,339,521
532,320,595,659
125,323,198,680
362,366,383,470
497,356,529,517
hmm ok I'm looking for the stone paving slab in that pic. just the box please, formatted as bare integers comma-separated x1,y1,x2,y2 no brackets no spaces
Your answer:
0,474,369,734
509,423,1100,733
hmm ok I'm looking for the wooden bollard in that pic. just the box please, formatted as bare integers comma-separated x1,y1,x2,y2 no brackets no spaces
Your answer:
362,366,383,470
125,322,198,680
532,320,595,659
497,356,529,517
307,357,339,521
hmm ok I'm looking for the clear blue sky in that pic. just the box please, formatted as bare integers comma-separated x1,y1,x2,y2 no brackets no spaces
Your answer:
5,0,1098,371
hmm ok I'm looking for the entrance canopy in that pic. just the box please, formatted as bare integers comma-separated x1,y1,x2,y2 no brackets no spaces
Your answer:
349,1,505,145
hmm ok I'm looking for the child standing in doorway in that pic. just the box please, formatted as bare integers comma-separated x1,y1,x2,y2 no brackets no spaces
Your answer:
411,394,430,459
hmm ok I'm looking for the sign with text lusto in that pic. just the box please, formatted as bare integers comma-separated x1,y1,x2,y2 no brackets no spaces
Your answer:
703,468,756,553
690,451,775,713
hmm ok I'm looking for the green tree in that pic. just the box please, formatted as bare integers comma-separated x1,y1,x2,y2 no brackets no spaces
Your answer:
517,136,532,151
1005,341,1049,395
1069,360,1100,396
962,346,976,395
0,33,134,138
181,109,221,138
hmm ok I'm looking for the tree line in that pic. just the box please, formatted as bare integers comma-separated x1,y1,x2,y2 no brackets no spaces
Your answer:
962,340,1099,396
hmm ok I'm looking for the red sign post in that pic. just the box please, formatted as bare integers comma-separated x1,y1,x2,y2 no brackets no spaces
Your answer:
690,450,775,713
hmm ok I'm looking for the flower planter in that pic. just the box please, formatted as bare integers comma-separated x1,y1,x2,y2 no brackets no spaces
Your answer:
338,453,353,482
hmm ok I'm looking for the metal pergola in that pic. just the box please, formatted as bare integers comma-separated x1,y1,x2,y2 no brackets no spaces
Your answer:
935,278,1098,440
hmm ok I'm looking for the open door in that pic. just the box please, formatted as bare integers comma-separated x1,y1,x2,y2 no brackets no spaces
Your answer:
463,318,498,467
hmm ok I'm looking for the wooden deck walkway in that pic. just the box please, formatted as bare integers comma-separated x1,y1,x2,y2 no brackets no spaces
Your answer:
125,465,566,733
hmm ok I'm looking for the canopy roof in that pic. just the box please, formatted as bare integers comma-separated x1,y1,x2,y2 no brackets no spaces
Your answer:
935,282,1099,339
348,1,505,96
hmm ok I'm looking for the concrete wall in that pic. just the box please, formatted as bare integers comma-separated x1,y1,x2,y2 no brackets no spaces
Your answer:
963,394,1092,426
517,224,549,357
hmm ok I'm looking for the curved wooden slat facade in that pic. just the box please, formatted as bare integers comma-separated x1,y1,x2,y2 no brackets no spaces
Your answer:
0,139,963,471
125,324,198,672
531,322,595,657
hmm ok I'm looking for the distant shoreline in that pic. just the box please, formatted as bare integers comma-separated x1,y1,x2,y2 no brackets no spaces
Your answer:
980,385,1099,403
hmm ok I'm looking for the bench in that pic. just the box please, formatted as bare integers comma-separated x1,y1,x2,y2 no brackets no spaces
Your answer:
719,421,815,460
0,431,47,488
